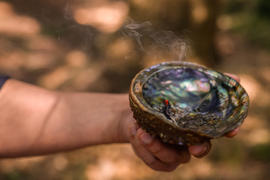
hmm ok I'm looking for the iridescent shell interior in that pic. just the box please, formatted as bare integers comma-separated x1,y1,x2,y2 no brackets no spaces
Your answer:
132,61,249,138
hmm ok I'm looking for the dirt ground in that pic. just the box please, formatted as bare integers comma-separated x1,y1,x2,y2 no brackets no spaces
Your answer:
0,1,269,180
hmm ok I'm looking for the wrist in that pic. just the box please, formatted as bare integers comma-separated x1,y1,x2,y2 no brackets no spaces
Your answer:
113,94,133,143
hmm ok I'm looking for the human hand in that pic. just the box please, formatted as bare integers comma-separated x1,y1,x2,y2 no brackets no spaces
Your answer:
122,73,242,172
126,119,191,172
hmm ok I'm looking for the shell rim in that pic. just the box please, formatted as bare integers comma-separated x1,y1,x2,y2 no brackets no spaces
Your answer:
129,61,249,138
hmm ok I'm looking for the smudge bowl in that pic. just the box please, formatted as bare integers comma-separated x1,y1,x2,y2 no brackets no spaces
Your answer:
129,61,249,145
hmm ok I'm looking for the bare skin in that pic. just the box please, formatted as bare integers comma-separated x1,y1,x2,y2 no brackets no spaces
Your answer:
0,74,241,172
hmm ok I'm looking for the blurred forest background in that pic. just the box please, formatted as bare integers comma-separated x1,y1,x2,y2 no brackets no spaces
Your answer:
0,0,270,179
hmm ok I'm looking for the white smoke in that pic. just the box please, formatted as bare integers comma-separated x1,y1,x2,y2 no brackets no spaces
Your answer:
122,18,189,61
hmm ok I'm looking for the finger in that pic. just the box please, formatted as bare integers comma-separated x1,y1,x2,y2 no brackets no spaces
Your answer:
138,128,190,164
224,73,240,83
189,141,211,158
131,144,178,172
130,129,178,172
225,127,240,138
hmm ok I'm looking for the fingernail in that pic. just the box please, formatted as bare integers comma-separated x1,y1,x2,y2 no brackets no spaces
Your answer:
192,145,206,155
140,132,153,145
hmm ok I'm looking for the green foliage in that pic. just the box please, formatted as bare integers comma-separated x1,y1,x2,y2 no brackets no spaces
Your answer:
0,171,30,180
209,140,246,165
225,0,246,14
225,0,270,49
257,0,270,18
250,143,270,162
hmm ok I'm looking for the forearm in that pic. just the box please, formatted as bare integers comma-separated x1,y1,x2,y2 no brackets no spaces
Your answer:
0,80,130,157
45,92,130,147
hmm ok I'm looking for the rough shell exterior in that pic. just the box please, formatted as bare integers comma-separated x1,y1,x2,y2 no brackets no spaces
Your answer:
129,61,249,145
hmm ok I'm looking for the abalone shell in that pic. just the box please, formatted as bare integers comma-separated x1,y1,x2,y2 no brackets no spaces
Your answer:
129,61,249,145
